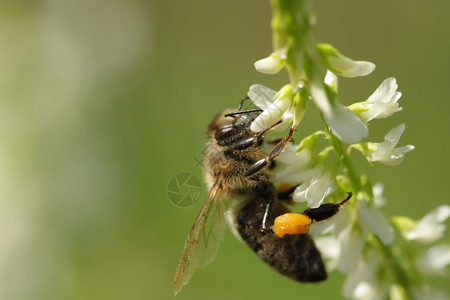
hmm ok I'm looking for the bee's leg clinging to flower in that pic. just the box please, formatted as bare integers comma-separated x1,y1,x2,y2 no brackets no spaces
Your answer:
273,192,352,238
302,192,352,222
246,127,295,176
232,119,283,151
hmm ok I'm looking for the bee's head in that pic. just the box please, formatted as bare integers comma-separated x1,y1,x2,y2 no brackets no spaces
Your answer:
208,109,262,146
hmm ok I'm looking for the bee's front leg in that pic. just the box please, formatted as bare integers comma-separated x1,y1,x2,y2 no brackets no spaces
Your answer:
245,127,295,176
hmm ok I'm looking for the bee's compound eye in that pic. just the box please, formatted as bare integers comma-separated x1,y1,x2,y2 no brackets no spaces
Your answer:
273,213,312,238
215,126,237,142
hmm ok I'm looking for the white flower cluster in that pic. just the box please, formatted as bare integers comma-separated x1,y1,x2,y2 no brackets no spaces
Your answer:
248,72,414,208
252,46,413,147
316,191,450,300
249,37,449,300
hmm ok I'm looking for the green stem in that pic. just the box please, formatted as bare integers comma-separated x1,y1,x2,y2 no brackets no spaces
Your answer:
328,131,361,193
270,0,314,87
371,235,415,300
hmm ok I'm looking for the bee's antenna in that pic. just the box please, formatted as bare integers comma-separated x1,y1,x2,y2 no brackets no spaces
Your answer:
238,96,250,110
224,108,263,118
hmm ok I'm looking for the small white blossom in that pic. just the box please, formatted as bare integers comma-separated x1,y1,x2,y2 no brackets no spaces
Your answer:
372,182,387,207
405,205,450,243
293,171,336,208
316,43,376,78
324,70,338,91
254,50,286,74
370,124,415,166
247,84,293,132
310,81,368,144
314,235,340,270
416,244,450,275
336,224,365,273
413,286,450,300
262,142,321,184
350,77,403,122
357,200,394,245
342,251,384,300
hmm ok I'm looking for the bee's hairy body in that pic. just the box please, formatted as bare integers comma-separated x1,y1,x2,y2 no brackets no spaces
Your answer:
203,110,271,195
204,109,327,282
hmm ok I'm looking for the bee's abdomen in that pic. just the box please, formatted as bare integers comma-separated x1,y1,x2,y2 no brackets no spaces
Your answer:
236,199,327,282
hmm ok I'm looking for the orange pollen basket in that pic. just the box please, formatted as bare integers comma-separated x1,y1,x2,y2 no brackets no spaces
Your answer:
273,213,312,238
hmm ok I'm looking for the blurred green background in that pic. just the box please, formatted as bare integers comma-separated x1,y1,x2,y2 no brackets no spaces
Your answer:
0,0,448,299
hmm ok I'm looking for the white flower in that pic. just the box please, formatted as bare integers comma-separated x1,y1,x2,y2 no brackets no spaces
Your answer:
324,70,338,92
373,182,387,207
357,199,394,245
350,77,403,122
316,43,376,78
336,224,365,273
247,83,307,133
293,171,336,208
370,124,415,166
405,205,450,243
247,84,293,132
262,142,321,184
412,286,450,300
416,244,450,275
310,81,368,144
254,49,286,74
314,235,340,270
342,250,385,300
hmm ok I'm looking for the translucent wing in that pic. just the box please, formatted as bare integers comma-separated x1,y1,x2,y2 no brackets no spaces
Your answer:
173,182,225,295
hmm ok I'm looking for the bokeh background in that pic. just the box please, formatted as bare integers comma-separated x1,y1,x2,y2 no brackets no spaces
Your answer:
0,0,448,299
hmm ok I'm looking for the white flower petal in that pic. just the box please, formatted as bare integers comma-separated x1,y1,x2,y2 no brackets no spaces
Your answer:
271,167,321,185
310,83,368,144
293,172,336,208
417,244,450,275
326,104,369,144
324,70,338,91
412,287,450,300
314,235,340,270
373,182,387,207
248,84,277,109
250,96,290,132
371,124,414,166
342,252,378,298
357,200,394,245
328,56,376,78
293,180,310,203
386,122,404,140
391,145,415,157
406,205,450,243
367,78,399,104
254,55,283,74
351,77,404,122
337,225,365,273
261,143,322,184
316,43,376,78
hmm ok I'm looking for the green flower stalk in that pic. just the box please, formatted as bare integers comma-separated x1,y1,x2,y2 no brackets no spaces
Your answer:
249,0,450,299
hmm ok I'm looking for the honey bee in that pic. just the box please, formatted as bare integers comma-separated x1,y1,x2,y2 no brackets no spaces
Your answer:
173,100,350,295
